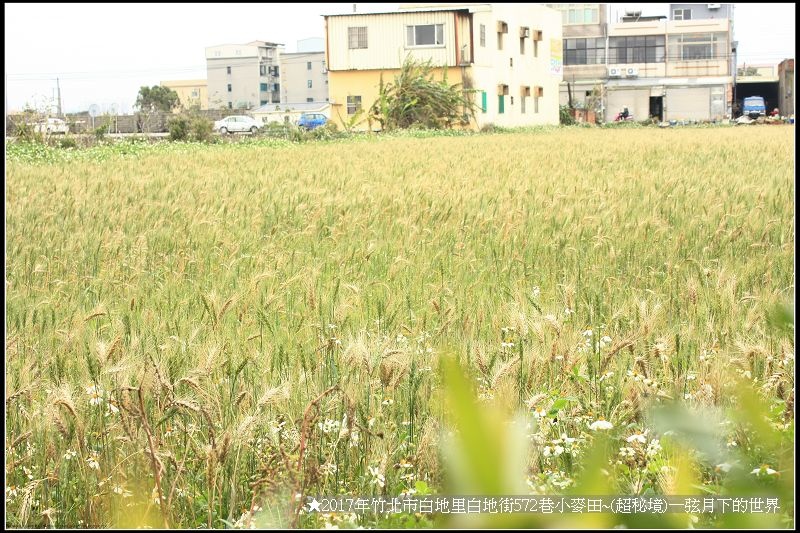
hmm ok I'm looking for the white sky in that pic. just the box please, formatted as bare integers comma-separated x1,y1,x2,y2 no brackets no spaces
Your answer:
5,3,795,114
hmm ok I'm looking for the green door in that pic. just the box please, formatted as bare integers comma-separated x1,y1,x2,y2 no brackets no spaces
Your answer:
481,91,487,113
498,95,504,114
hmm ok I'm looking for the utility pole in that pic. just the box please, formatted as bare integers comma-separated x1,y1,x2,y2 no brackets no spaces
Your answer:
56,77,62,117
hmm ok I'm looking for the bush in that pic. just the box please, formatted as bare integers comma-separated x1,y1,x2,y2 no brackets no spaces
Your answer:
559,105,576,126
94,125,108,140
168,116,190,141
58,137,77,149
189,116,214,142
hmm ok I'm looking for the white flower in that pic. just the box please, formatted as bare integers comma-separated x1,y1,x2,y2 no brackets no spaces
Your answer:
560,433,576,445
751,465,778,476
619,447,636,458
64,449,78,460
381,398,394,406
646,439,662,457
501,342,514,349
589,419,614,431
87,384,105,406
6,485,18,498
531,286,541,298
553,445,565,456
23,466,34,480
533,406,547,419
599,336,612,348
715,462,732,473
87,455,100,470
106,400,119,415
686,374,696,381
542,446,552,457
582,329,593,338
564,307,574,316
626,430,648,444
599,371,614,382
368,466,385,488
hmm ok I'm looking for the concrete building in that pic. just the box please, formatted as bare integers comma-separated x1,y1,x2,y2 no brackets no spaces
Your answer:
668,3,733,21
551,4,735,122
778,59,794,117
323,3,562,130
280,51,329,103
160,79,208,111
205,41,282,110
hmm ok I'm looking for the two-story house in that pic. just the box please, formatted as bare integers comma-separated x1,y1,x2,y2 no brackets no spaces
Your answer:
323,4,562,130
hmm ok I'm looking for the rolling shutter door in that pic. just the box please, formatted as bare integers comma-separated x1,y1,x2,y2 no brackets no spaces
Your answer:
666,87,710,121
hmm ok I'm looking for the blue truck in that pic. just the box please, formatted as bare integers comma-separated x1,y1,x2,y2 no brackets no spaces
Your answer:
742,96,766,119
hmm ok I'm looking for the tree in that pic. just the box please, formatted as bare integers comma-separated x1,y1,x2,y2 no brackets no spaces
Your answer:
369,57,477,131
135,85,179,113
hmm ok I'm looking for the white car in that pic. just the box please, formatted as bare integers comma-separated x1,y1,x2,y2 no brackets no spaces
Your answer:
213,115,261,134
34,118,69,134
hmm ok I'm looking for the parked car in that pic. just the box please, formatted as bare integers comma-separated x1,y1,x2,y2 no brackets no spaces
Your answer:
297,113,328,130
33,118,69,134
213,115,261,134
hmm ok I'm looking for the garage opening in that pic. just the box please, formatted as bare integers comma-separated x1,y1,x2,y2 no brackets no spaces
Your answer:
735,80,780,117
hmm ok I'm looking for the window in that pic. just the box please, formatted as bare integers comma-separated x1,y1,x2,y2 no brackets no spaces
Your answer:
228,102,232,109
559,4,600,25
607,36,664,64
307,61,312,70
520,37,525,55
565,37,608,65
260,100,268,106
406,24,444,47
497,32,503,50
521,95,526,113
227,66,232,74
307,97,314,102
673,8,692,20
348,26,368,49
668,33,726,61
480,24,486,47
510,57,513,67
260,83,268,91
347,95,362,115
227,83,232,92
191,90,199,98
308,80,313,88
260,65,267,76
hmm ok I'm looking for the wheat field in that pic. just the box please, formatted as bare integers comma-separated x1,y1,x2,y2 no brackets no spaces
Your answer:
5,127,794,528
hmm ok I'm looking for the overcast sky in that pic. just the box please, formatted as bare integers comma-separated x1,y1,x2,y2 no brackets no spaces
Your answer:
5,3,795,113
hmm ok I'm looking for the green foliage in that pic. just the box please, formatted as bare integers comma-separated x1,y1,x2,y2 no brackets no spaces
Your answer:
58,136,77,149
135,85,180,113
168,116,190,141
189,116,214,143
559,105,576,125
369,57,477,130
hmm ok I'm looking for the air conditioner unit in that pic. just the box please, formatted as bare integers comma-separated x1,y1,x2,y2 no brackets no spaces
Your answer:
497,21,508,33
608,67,622,77
625,67,639,77
532,29,543,41
520,27,530,38
707,4,721,9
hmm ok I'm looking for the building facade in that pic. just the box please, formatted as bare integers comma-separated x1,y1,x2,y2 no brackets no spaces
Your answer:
280,51,329,103
324,4,562,130
205,41,282,110
160,79,208,111
778,58,794,117
550,3,735,122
